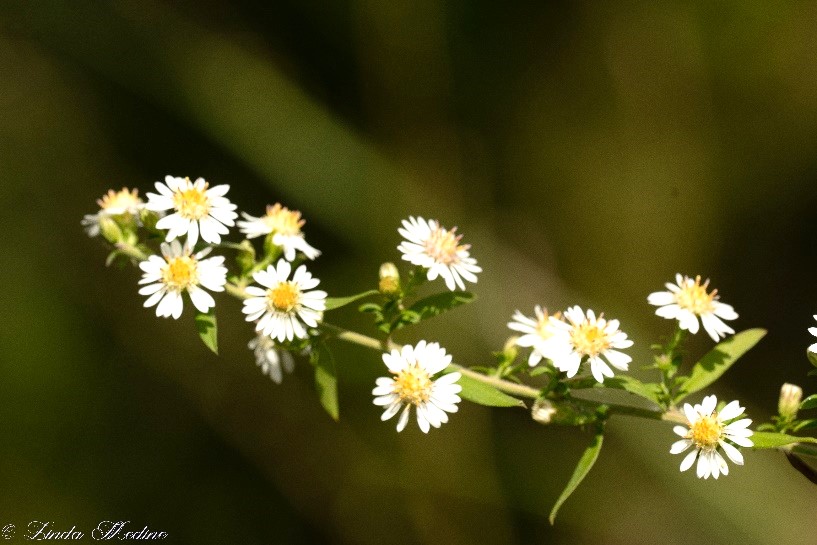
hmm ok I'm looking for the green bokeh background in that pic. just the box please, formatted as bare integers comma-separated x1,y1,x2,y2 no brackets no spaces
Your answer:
1,1,816,543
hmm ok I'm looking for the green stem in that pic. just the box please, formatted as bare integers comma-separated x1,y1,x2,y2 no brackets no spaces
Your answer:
225,282,250,300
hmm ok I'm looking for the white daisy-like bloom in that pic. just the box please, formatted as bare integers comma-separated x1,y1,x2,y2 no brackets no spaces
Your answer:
146,176,238,247
372,341,462,433
237,203,320,261
648,274,738,342
807,315,817,355
548,306,634,383
670,394,754,479
507,306,565,367
242,259,327,342
138,240,227,319
248,334,295,384
397,216,482,291
82,187,144,237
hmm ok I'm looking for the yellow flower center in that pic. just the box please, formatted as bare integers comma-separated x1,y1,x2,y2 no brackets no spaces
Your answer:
675,275,716,315
393,363,433,405
268,282,300,312
173,182,211,220
263,203,304,236
688,414,723,450
425,227,466,265
162,256,198,291
570,322,610,357
97,187,141,212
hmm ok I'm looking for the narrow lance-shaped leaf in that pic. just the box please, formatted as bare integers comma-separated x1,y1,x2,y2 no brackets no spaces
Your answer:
452,370,525,408
406,291,476,323
311,340,339,421
550,429,604,524
751,431,817,449
194,309,218,355
785,452,817,486
324,290,379,311
598,376,662,406
675,329,766,402
800,394,817,411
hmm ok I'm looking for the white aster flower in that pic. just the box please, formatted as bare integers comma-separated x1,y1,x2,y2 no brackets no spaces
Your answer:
507,306,565,367
146,176,238,247
138,240,227,319
237,203,320,261
807,315,817,355
372,341,462,433
242,259,327,342
670,394,753,479
397,216,482,291
548,306,633,383
248,334,295,384
648,274,738,342
82,187,144,237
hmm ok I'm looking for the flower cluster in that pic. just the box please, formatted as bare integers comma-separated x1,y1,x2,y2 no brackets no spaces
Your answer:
509,305,633,383
85,177,325,385
90,177,817,515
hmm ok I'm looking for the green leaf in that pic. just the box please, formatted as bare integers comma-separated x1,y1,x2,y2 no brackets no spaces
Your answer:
792,419,817,432
194,309,218,355
550,430,604,524
311,341,339,421
675,329,767,402
785,451,817,486
453,371,525,408
751,431,817,449
325,290,379,311
801,394,817,411
406,291,476,322
808,348,817,368
600,376,662,405
808,369,817,377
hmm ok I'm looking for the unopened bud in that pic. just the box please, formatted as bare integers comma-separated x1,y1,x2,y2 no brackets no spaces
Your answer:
98,215,123,243
502,336,519,363
531,399,557,425
140,209,159,232
236,240,257,275
378,262,401,295
779,383,803,420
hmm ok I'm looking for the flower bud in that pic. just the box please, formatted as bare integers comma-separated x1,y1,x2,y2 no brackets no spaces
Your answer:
140,208,160,232
502,336,519,364
778,383,803,420
236,240,256,275
378,262,401,296
531,399,557,425
98,215,123,243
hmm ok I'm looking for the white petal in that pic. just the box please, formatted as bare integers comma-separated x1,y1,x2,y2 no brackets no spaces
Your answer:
719,440,744,465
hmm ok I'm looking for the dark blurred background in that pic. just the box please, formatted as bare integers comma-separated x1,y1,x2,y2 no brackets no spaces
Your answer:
1,1,816,543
